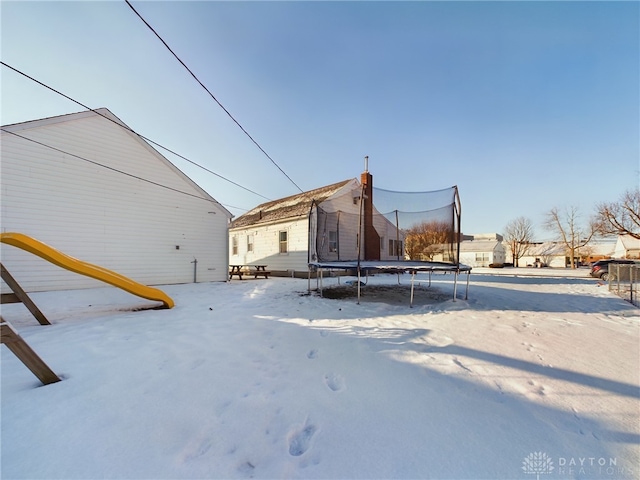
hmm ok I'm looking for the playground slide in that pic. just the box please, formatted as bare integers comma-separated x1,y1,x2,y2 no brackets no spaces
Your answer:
0,232,174,309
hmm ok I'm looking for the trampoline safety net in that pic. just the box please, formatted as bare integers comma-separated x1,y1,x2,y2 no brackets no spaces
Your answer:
309,184,462,266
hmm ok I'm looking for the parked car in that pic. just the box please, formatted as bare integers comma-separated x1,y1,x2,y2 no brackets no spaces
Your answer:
589,259,637,281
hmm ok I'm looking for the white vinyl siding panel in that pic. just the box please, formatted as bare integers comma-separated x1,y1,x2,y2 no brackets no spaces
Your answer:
230,219,310,272
1,110,230,293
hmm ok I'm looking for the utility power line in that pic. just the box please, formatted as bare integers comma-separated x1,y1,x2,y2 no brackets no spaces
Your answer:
125,0,304,193
1,61,270,202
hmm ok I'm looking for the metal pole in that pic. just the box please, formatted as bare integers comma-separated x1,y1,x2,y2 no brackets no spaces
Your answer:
395,209,400,261
356,183,365,306
337,211,341,261
631,265,636,305
465,270,470,300
410,270,415,308
453,270,459,302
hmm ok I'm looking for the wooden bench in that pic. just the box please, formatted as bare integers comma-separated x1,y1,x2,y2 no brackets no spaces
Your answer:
251,265,270,279
229,265,270,280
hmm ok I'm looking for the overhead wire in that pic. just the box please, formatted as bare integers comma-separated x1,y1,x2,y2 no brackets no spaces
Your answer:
0,61,271,203
124,0,304,193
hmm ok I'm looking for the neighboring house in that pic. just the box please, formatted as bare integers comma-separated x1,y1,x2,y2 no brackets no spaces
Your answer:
512,240,616,267
1,108,232,293
459,238,506,267
580,241,616,263
520,242,567,268
229,172,404,276
613,235,640,259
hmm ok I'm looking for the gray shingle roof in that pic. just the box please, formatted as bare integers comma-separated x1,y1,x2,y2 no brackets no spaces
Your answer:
230,179,355,228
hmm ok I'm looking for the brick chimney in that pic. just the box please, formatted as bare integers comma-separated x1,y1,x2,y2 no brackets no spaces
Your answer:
360,170,380,261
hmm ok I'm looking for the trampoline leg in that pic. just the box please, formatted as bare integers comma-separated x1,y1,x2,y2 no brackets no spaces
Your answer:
465,271,470,300
428,270,432,288
410,270,415,308
453,271,459,302
319,268,324,297
357,268,361,305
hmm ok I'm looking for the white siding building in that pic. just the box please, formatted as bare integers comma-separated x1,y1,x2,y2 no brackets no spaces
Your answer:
613,235,640,259
1,109,232,293
229,176,404,276
230,180,358,276
459,240,507,267
520,242,567,268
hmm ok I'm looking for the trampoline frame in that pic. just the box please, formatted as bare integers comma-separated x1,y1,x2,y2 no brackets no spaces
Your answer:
308,260,471,307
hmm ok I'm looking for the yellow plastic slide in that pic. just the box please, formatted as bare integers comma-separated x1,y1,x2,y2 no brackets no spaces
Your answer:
0,232,174,309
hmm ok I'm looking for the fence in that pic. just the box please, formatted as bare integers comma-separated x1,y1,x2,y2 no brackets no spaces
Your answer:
608,263,640,308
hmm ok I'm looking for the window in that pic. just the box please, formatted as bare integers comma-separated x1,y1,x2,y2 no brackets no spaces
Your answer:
389,239,403,257
329,231,337,253
475,252,489,262
279,230,288,253
232,236,238,256
247,234,254,253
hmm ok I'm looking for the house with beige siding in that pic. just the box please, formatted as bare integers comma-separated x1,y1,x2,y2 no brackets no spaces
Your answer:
1,108,232,293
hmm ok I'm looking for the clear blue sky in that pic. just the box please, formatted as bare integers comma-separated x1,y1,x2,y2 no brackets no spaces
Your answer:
2,1,638,239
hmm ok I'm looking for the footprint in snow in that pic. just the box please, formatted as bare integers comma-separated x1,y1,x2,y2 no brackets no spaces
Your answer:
180,435,213,463
324,373,345,392
288,423,317,456
307,349,318,359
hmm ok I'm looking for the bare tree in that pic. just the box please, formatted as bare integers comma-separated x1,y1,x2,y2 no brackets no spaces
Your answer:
544,206,597,268
594,188,640,239
404,221,451,261
504,216,534,267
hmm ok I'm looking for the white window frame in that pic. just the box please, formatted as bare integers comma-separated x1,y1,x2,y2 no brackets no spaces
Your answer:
232,236,239,256
328,230,337,253
389,239,403,257
279,230,288,254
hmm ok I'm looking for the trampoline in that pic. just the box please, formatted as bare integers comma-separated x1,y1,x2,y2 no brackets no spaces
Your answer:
307,164,472,307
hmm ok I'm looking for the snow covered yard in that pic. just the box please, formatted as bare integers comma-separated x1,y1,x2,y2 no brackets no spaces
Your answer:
1,268,638,479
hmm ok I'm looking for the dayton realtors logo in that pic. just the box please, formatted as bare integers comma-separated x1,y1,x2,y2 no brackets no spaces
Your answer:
522,452,632,478
522,452,554,480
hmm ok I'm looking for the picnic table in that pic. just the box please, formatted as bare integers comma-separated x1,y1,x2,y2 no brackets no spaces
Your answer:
229,264,270,280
